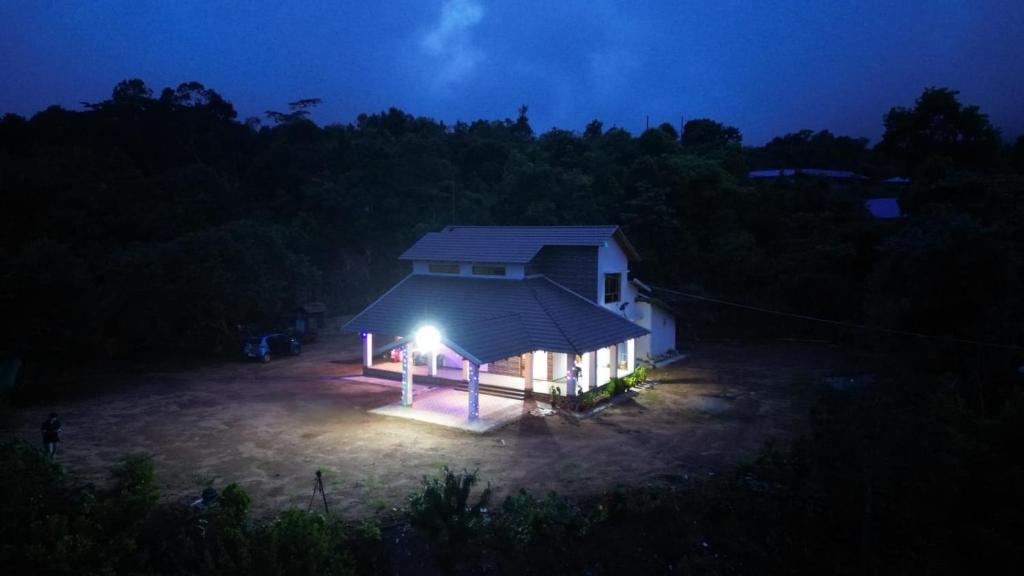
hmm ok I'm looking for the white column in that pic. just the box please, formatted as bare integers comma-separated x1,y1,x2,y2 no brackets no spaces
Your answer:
362,333,373,368
523,353,534,395
467,362,480,421
462,359,470,380
609,344,619,380
401,344,413,407
627,339,636,373
587,351,598,390
565,353,577,397
429,350,438,377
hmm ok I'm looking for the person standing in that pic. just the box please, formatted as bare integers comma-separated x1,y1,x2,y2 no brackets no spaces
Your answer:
41,413,62,462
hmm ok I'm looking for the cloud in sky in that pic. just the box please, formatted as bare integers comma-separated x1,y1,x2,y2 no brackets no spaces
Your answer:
421,0,485,86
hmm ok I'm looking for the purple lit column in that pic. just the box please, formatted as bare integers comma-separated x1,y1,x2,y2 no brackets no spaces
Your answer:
401,344,413,407
467,362,480,421
362,332,373,368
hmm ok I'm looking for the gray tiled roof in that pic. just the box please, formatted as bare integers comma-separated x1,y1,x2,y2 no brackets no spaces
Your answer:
398,225,639,263
342,274,648,364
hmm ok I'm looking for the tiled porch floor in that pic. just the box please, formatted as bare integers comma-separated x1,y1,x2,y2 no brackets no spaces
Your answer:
370,361,562,395
364,385,528,433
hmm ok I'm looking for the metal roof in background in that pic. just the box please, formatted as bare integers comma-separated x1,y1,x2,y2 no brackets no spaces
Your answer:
398,225,640,263
748,168,868,180
342,274,648,364
865,197,903,219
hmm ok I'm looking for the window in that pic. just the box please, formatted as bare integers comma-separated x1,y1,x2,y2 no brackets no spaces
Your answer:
472,265,506,276
428,263,460,274
604,273,622,303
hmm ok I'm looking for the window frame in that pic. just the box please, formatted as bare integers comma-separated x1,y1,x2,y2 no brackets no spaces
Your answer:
428,263,461,274
471,265,506,277
604,272,622,303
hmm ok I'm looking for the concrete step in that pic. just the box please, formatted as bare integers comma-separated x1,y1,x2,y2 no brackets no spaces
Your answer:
453,383,527,400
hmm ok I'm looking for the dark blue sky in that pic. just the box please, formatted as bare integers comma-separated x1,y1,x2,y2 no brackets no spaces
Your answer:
2,1,1022,144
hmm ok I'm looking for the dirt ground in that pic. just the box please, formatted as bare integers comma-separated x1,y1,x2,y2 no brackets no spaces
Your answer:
6,333,835,519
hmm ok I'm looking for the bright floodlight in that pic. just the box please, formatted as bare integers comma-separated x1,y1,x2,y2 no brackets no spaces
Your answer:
415,325,441,352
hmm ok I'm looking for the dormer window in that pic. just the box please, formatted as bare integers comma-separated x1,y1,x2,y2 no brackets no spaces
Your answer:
428,263,460,274
604,273,622,303
472,265,506,277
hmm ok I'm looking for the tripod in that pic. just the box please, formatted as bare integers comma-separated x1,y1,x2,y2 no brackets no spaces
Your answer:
308,470,329,514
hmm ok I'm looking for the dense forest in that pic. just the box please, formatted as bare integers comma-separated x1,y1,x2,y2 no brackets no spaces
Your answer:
2,80,1023,573
2,80,1021,368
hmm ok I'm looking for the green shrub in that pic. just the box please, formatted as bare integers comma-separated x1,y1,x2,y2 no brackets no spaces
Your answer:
492,489,589,573
251,509,355,576
408,466,491,568
579,390,597,410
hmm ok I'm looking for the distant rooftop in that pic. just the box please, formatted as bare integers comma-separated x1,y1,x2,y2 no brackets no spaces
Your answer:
865,197,903,219
399,225,640,264
748,168,868,180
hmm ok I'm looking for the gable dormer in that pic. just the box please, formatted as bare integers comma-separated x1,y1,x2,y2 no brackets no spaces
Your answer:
399,226,640,301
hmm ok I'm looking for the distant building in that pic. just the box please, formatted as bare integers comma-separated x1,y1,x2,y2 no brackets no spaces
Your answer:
748,168,868,180
865,197,904,219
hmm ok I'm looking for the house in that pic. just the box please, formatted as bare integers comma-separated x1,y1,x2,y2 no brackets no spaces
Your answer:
342,225,677,421
295,301,328,337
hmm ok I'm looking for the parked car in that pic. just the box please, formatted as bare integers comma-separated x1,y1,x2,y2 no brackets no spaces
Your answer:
243,333,301,362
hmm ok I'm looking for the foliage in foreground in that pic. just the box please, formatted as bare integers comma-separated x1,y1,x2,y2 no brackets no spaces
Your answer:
4,358,1023,575
402,373,1024,575
0,442,384,575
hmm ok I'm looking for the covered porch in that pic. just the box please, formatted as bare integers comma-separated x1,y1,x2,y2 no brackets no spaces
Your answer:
360,330,637,421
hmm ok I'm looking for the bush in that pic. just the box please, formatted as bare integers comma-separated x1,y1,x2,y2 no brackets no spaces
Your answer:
251,509,355,576
408,466,491,568
491,489,589,573
578,390,598,410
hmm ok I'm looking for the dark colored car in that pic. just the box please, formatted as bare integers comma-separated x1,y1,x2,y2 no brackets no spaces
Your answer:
243,333,301,362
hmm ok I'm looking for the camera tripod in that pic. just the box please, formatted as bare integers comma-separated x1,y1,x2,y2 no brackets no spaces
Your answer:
308,470,329,514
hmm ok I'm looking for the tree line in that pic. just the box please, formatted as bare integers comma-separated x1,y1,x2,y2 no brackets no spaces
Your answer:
1,80,1022,387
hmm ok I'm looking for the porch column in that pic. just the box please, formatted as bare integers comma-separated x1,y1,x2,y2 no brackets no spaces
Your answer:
523,352,534,395
586,351,598,390
467,362,480,421
362,333,373,368
565,353,577,397
627,339,636,373
429,350,438,377
609,344,619,380
462,359,469,380
401,344,414,407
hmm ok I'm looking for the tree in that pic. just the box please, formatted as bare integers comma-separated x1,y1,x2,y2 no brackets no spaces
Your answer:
111,78,153,103
682,118,742,149
877,87,1001,177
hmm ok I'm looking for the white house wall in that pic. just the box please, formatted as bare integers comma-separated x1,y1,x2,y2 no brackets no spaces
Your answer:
596,239,639,320
634,301,676,360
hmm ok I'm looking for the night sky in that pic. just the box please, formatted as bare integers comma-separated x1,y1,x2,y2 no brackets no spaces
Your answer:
2,0,1022,144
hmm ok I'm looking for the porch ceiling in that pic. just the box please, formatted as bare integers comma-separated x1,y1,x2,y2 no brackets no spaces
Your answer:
343,274,648,365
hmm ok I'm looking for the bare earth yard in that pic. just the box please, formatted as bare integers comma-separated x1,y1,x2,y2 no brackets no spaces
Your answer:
7,334,833,519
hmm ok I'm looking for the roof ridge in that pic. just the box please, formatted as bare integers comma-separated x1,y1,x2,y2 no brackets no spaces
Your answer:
340,274,415,332
524,278,581,355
